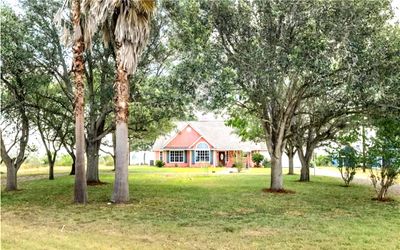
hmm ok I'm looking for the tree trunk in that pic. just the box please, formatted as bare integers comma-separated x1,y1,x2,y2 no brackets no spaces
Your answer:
112,122,130,203
270,153,283,190
377,185,388,200
6,164,18,191
298,148,312,182
86,140,101,183
361,125,366,173
49,161,55,180
112,131,116,171
1,132,22,191
70,160,76,175
72,0,88,204
299,163,310,182
111,44,130,203
288,150,294,175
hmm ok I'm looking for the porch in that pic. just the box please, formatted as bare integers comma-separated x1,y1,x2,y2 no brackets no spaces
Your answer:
156,150,255,168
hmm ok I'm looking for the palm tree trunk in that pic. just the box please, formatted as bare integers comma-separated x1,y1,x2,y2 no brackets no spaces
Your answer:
111,43,130,203
72,0,87,204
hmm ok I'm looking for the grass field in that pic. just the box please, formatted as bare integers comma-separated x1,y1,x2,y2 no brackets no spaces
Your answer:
1,166,399,249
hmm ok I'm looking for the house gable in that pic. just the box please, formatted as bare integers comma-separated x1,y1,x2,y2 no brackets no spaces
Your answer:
189,137,214,149
164,124,202,149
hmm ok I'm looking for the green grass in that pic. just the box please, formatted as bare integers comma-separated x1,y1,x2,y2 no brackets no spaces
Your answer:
1,166,399,250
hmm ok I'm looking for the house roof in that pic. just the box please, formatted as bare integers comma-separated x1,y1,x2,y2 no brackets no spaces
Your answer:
152,121,267,152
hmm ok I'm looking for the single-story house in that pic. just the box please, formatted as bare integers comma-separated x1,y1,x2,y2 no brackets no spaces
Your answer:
152,121,270,168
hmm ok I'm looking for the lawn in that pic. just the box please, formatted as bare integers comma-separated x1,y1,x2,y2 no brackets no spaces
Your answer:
1,166,399,250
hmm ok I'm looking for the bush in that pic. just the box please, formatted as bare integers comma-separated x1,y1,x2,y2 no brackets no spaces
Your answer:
366,117,400,201
155,160,165,168
252,153,264,167
232,161,244,172
262,159,271,168
334,146,358,187
315,155,331,167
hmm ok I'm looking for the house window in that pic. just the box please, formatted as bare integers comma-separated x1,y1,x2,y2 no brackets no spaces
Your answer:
195,142,210,162
160,152,163,161
170,151,184,163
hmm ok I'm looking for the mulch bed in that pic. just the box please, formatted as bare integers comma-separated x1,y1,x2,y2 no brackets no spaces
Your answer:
371,197,395,202
262,188,296,194
87,181,109,186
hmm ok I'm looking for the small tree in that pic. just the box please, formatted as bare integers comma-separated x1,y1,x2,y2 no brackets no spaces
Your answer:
367,117,400,201
332,146,358,187
252,153,264,168
232,151,244,172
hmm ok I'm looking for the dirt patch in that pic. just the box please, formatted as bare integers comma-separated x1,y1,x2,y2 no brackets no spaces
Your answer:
262,188,295,194
87,181,108,186
371,197,395,202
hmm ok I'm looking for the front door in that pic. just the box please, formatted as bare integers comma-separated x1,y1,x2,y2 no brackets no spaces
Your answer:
218,152,226,166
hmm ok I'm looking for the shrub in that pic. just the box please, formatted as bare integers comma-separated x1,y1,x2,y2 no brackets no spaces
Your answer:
334,146,358,187
262,159,271,168
233,161,244,172
155,160,165,168
366,118,400,201
252,153,264,167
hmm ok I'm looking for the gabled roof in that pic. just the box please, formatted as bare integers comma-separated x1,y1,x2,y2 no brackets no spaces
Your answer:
152,121,267,152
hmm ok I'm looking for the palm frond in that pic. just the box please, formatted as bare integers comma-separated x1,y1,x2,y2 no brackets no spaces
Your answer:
82,0,155,74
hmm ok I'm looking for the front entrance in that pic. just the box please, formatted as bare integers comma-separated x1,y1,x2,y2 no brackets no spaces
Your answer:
218,152,226,166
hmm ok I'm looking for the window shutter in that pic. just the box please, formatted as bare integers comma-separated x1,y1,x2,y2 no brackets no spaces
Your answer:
166,151,169,163
210,150,213,164
192,151,195,164
184,151,187,163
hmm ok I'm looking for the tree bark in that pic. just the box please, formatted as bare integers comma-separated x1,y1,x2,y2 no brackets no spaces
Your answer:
1,114,29,191
111,44,130,203
361,125,366,173
298,147,313,182
70,160,76,175
65,144,76,175
288,152,294,175
112,131,116,171
264,120,287,191
287,147,295,175
6,164,18,191
49,161,55,180
72,0,88,204
112,122,130,202
86,140,101,183
270,154,283,190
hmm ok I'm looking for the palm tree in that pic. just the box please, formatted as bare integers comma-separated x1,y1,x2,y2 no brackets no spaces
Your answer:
82,0,155,203
71,0,88,203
